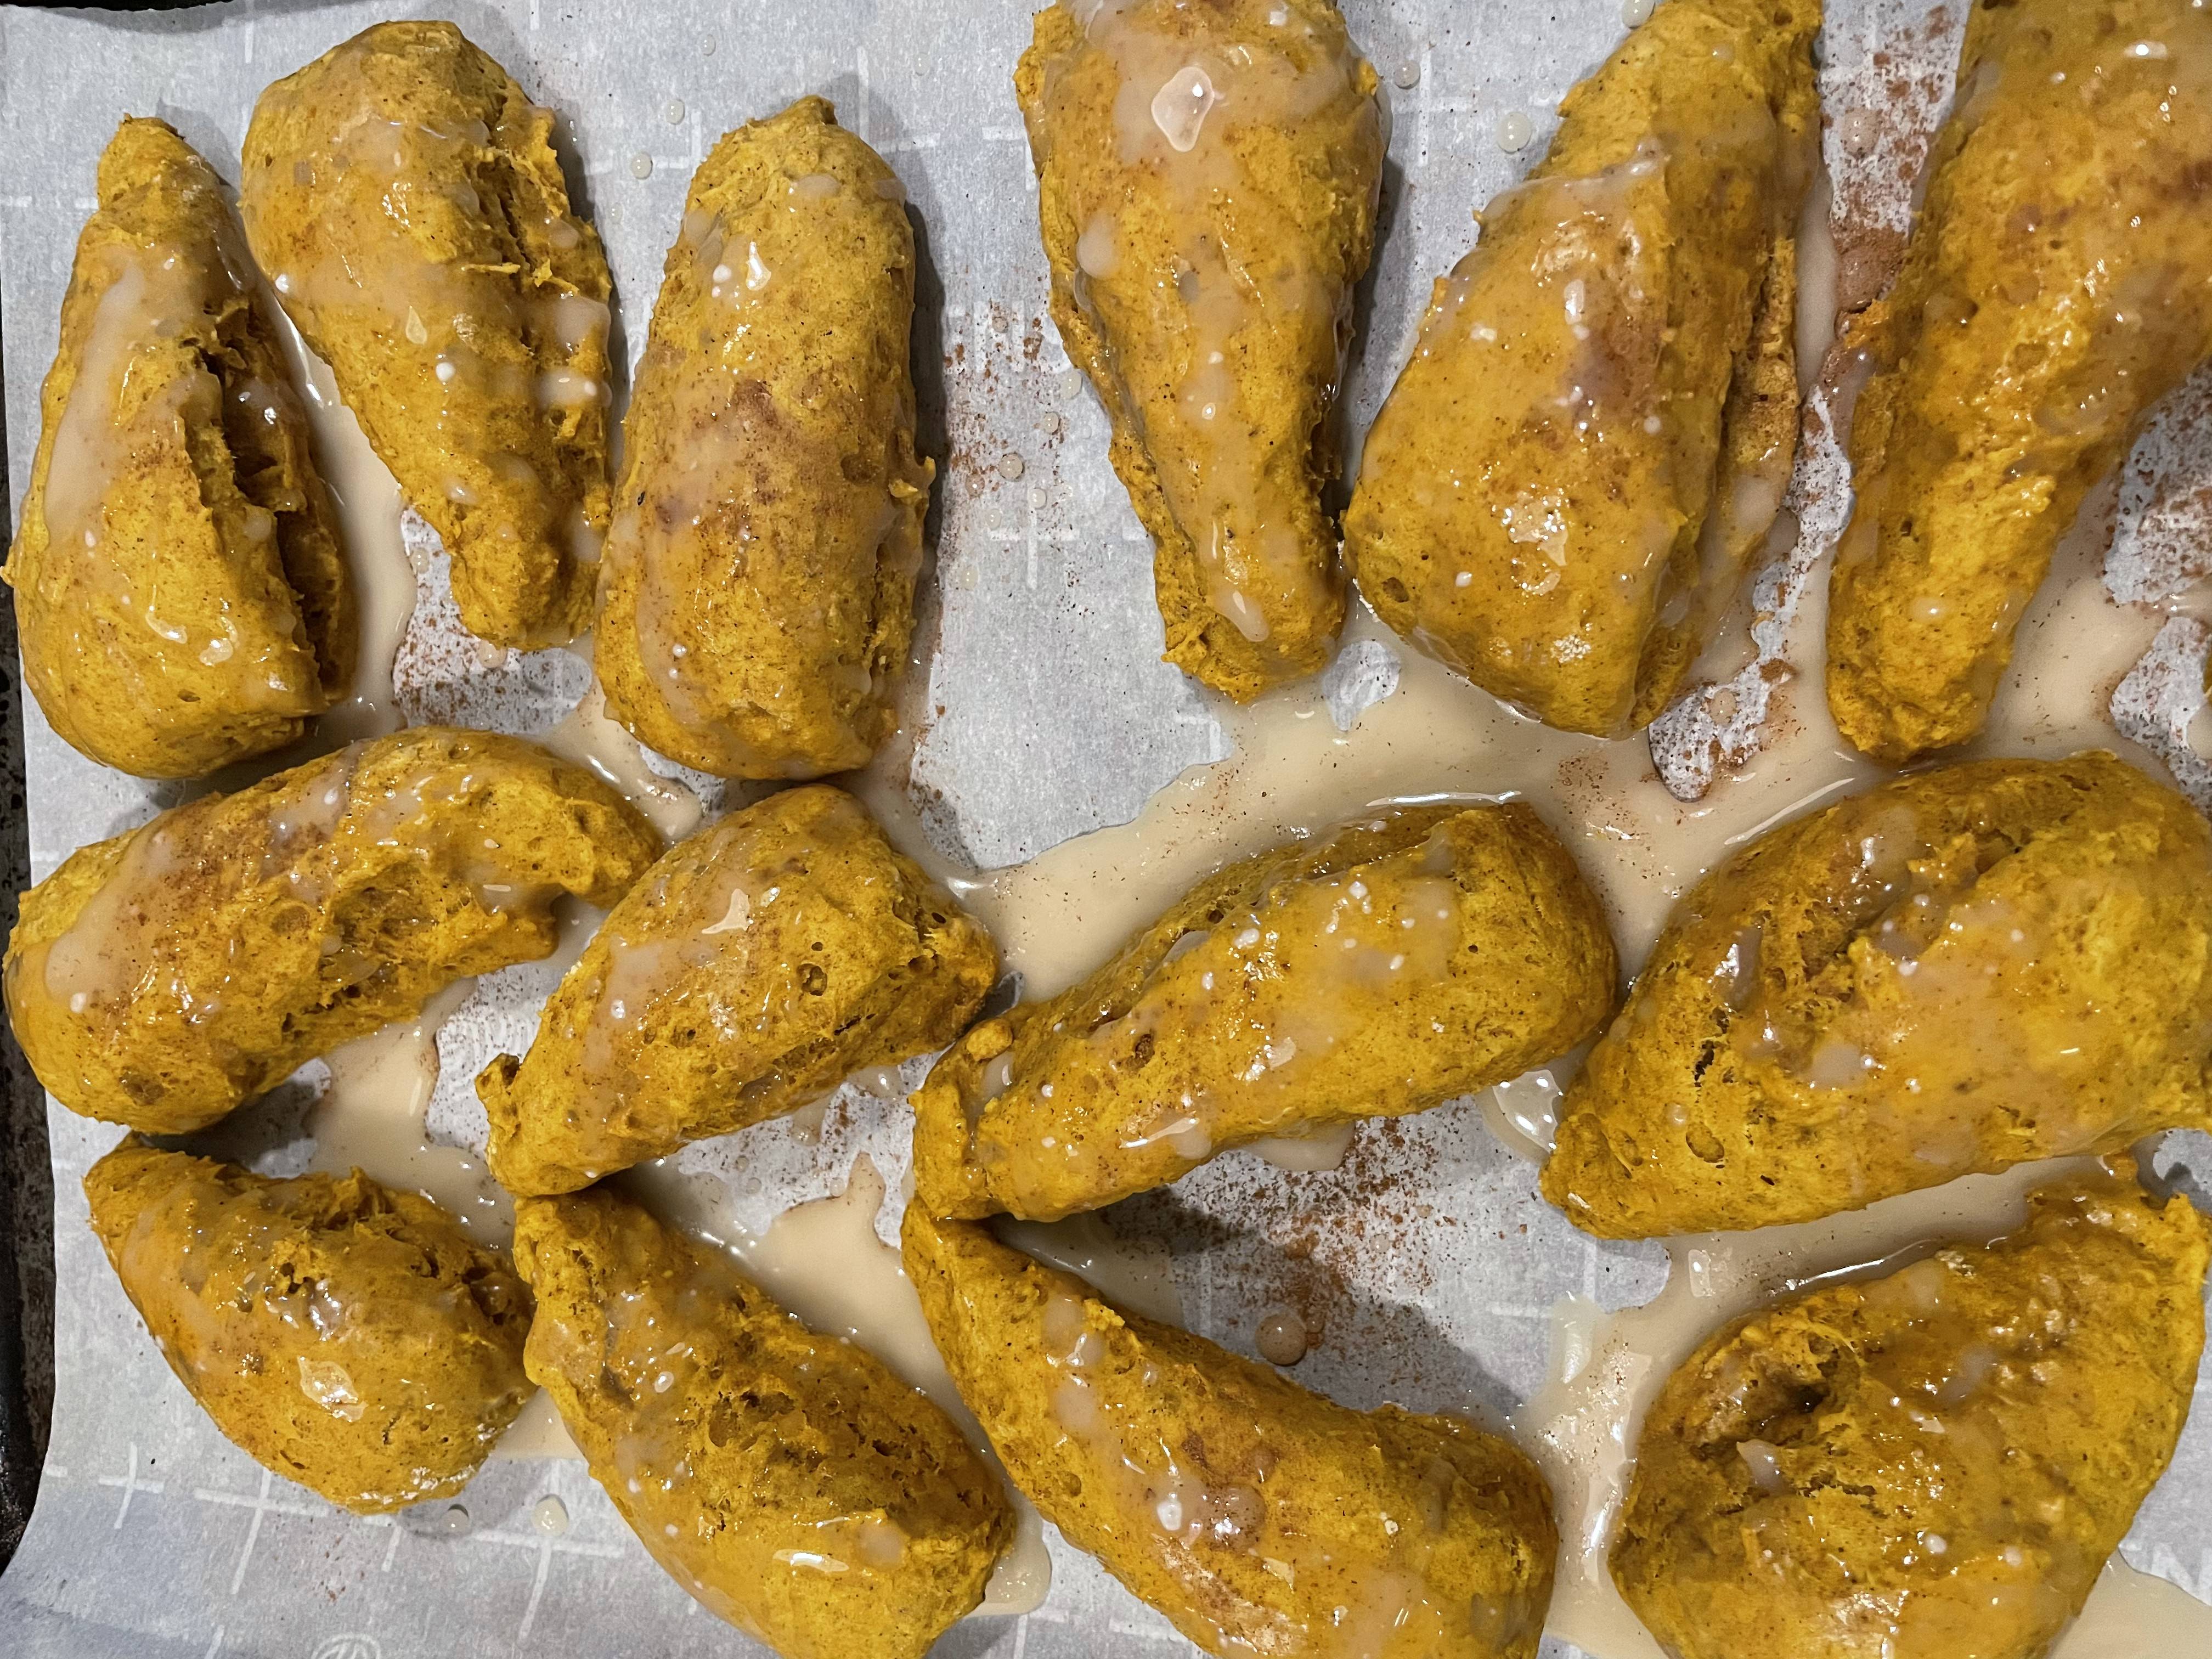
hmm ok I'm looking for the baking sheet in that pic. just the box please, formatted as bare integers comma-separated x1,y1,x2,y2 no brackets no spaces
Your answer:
1,1,2209,1656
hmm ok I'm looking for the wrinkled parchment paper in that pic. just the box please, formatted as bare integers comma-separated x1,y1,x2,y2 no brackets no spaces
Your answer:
2,2,2209,1656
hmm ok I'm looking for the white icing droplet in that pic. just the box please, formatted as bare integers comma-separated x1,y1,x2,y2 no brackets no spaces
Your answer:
1076,215,1120,279
1152,64,1221,152
1495,110,1535,153
664,98,687,125
629,153,654,180
1622,0,1656,24
531,1494,569,1535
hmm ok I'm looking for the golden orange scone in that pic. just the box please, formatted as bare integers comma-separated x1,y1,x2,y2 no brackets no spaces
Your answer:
1017,0,1384,699
913,801,1615,1221
4,117,354,778
904,1206,1556,1658
512,1186,1011,1659
241,20,612,648
596,97,933,778
1543,753,2212,1238
1825,0,2212,765
86,1138,532,1514
1344,0,1817,737
4,726,658,1133
481,785,996,1195
1614,1164,2211,1658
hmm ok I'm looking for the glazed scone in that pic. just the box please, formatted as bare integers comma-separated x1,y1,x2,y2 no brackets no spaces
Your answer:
596,97,933,778
512,1186,1011,1659
1825,0,2212,764
86,1138,532,1514
914,800,1615,1221
4,117,354,778
905,1207,1556,1658
481,786,996,1195
1344,0,1817,737
1017,0,1384,699
241,20,612,648
1543,753,2212,1237
5,727,658,1134
1614,1165,2211,1658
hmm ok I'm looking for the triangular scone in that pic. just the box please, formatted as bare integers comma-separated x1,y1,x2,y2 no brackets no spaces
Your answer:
5,727,658,1133
912,800,1614,1221
904,1205,1556,1658
1345,0,1818,737
481,785,996,1195
1544,753,2212,1236
1016,0,1384,699
595,98,933,778
86,1138,532,1514
1615,1164,2211,1658
5,117,354,778
242,21,612,648
512,1187,1011,1659
1826,0,2212,764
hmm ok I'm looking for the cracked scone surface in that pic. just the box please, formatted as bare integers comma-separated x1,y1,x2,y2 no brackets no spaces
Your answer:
5,726,658,1134
913,800,1615,1221
241,19,612,648
481,785,996,1195
1613,1165,2211,1659
5,117,354,778
1344,0,1817,737
1543,753,2212,1237
1824,0,2212,764
596,97,933,778
512,1186,1010,1659
86,1138,532,1515
904,1207,1556,1658
1016,0,1383,699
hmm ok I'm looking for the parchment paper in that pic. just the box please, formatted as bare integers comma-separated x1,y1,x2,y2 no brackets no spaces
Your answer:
1,2,2208,1657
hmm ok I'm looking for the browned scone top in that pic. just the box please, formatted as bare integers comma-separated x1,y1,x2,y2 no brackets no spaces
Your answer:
1824,0,2212,764
1345,0,1818,737
906,1206,1556,1658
